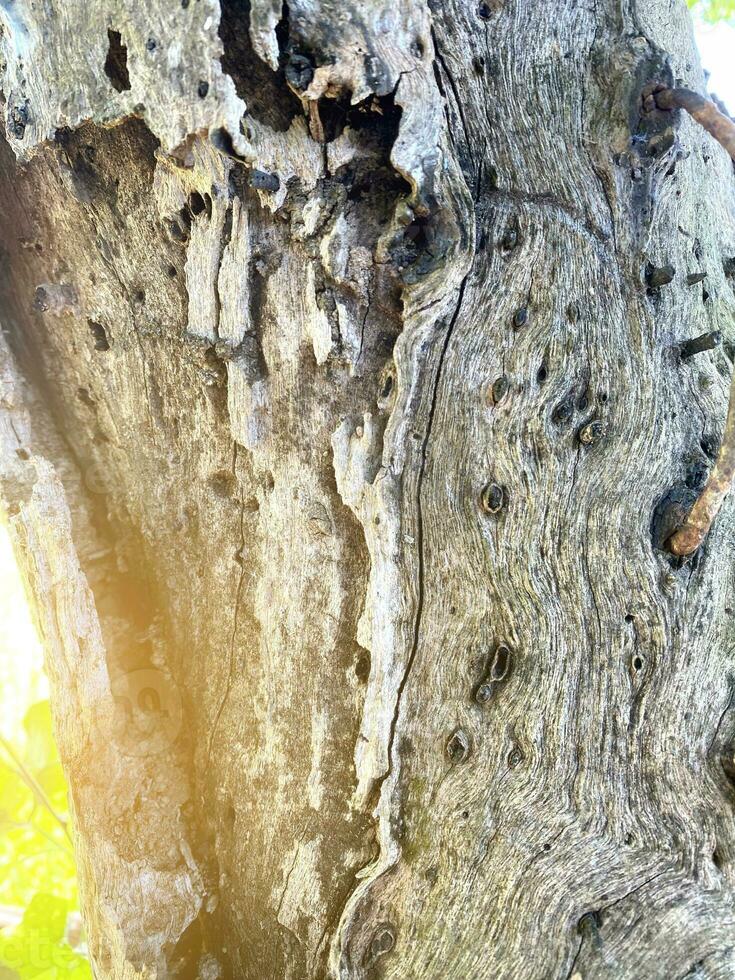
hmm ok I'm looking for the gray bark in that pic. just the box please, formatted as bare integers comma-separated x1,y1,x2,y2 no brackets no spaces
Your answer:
1,0,734,977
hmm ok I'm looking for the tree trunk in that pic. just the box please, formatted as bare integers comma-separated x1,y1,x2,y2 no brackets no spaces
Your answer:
1,0,734,976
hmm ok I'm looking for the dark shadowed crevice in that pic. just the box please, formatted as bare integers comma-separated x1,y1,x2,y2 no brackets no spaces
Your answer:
105,29,131,93
218,0,302,131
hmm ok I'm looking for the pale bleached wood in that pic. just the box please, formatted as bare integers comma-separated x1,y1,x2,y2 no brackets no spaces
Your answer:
0,0,734,977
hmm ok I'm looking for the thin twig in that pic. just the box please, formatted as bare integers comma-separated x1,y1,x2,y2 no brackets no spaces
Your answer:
4,818,75,857
643,86,735,556
0,735,72,842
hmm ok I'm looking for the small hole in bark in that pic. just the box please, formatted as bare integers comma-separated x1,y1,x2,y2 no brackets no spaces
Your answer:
543,842,551,851
537,364,548,385
146,37,157,52
88,319,110,351
244,496,259,513
211,127,247,161
478,2,492,18
104,30,131,92
489,375,509,405
625,614,634,624
513,307,528,329
473,56,485,74
633,656,643,671
508,746,523,768
166,264,177,278
355,652,370,684
491,644,511,681
134,289,146,304
188,191,212,218
480,483,505,515
552,393,575,426
198,79,210,98
713,847,723,869
168,219,189,244
446,728,471,764
380,372,394,401
461,809,469,819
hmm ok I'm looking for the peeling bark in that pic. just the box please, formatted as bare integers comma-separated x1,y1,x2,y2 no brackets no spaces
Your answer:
1,1,735,978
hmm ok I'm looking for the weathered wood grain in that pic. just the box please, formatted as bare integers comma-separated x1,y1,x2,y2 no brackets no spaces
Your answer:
0,0,734,977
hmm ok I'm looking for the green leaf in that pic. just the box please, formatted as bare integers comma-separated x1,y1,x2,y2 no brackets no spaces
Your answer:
0,894,91,980
19,895,68,945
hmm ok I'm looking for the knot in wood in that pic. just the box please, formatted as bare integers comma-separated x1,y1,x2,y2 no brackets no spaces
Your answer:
446,728,471,764
578,419,604,446
370,924,396,960
480,483,505,515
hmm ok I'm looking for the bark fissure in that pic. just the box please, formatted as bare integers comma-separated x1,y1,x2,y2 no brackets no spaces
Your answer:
384,278,468,785
1,0,735,977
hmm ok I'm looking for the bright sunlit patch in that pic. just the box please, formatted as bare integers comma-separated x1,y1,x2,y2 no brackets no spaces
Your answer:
694,17,735,112
0,520,47,741
0,517,91,974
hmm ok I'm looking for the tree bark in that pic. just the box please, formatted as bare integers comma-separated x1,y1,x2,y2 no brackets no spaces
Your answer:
1,0,734,977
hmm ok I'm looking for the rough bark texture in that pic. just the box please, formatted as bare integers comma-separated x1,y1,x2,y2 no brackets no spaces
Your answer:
1,1,734,978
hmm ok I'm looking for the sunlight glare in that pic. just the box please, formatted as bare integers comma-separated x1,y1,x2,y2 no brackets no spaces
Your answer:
0,519,46,744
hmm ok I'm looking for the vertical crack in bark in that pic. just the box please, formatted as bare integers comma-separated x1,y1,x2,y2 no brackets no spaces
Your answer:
206,443,246,764
430,28,473,174
383,277,468,782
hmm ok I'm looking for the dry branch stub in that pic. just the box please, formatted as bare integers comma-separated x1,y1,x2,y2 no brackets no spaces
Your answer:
644,85,735,556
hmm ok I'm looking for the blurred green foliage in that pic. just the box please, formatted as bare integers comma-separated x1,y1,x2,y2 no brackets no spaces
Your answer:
688,0,735,22
0,702,91,978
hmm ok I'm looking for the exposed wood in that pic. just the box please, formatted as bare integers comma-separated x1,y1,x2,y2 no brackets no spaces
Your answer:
0,1,734,978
